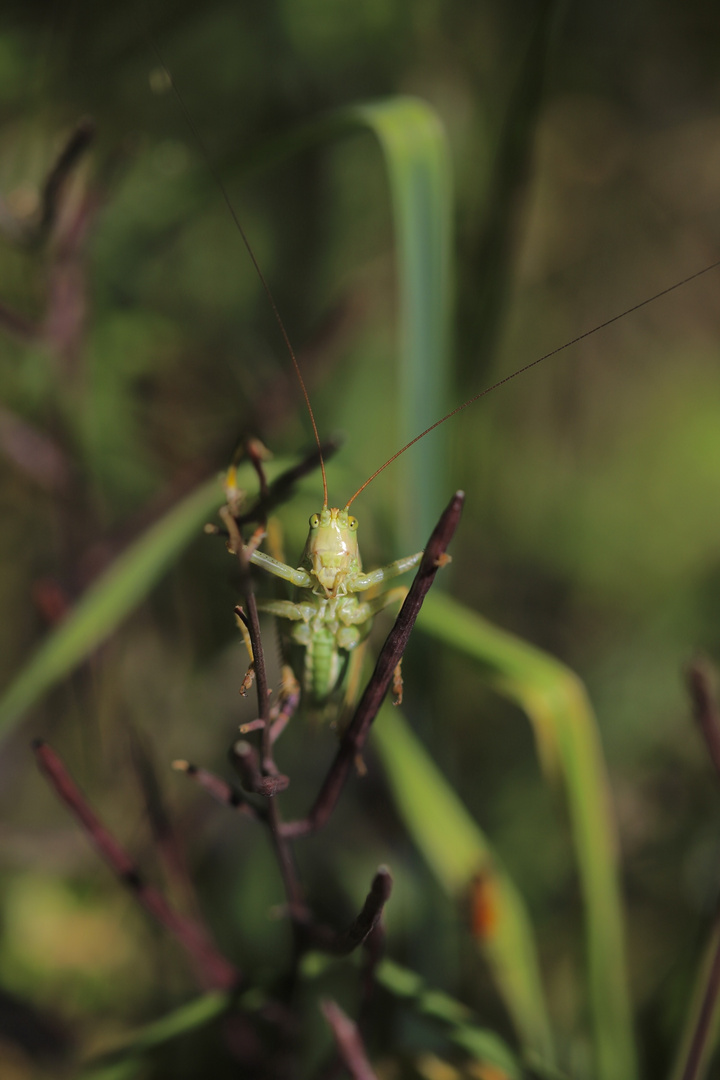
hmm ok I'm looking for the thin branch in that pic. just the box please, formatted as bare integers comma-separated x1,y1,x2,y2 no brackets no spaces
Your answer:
172,759,261,821
281,490,465,838
0,299,39,342
129,727,201,917
230,739,288,797
673,658,720,1080
676,918,720,1080
320,1000,379,1080
33,740,239,992
687,658,720,781
338,867,392,955
359,922,385,1026
308,868,392,956
234,440,339,528
246,437,271,502
0,405,70,489
34,119,96,248
232,528,306,924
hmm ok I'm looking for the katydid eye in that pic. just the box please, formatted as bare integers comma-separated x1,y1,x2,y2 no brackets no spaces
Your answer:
348,516,358,530
309,514,320,528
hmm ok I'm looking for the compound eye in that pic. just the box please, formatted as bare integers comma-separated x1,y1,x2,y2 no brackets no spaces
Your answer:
348,516,358,531
309,513,320,529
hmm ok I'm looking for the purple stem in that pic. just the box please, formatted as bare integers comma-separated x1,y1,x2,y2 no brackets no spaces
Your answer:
33,740,239,992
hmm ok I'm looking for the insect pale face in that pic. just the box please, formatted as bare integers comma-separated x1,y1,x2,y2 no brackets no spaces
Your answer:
303,507,361,598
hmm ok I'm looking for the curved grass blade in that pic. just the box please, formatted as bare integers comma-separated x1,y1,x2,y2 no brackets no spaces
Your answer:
303,949,523,1078
78,991,230,1080
376,957,522,1078
669,917,720,1080
373,703,554,1069
245,96,452,547
0,457,295,738
416,590,637,1080
0,477,222,736
343,98,452,548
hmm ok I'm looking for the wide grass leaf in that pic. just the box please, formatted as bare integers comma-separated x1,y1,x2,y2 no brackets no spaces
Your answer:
252,96,452,546
343,98,452,547
0,460,301,738
417,590,637,1080
374,703,554,1068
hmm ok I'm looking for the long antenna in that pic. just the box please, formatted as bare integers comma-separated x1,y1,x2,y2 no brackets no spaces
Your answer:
345,257,720,508
152,44,329,509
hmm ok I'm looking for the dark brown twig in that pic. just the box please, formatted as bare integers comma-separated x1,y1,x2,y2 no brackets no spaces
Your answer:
230,739,288,797
246,437,270,502
687,658,720,781
0,120,95,250
676,919,720,1080
0,405,70,489
320,1000,379,1080
231,540,306,926
281,491,465,838
34,119,96,248
32,740,239,992
359,922,386,1025
172,759,260,820
0,301,39,343
129,726,201,914
675,658,720,1080
308,868,392,956
234,440,339,528
332,868,392,956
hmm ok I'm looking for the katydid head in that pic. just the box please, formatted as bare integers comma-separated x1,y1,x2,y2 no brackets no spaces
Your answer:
304,506,360,598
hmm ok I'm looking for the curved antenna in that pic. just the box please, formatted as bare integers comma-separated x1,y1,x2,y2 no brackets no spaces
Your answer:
345,257,720,509
153,45,328,509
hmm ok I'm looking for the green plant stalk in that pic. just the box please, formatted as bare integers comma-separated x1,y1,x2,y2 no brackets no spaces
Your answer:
416,590,637,1080
0,459,295,739
376,957,522,1077
242,97,453,548
669,917,720,1080
374,703,555,1068
78,991,230,1079
346,98,452,549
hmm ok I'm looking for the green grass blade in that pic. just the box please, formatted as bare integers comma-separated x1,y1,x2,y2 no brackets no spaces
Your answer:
0,459,296,738
343,98,452,548
376,957,522,1077
78,991,230,1079
303,949,523,1077
0,477,222,736
669,918,720,1080
247,97,453,547
374,703,554,1067
469,2,565,370
417,590,637,1080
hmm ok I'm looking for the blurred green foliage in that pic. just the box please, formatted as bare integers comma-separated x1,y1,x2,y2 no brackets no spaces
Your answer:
2,0,720,1077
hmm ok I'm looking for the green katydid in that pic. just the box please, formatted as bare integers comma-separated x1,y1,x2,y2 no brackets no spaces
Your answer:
224,361,435,713
246,478,425,711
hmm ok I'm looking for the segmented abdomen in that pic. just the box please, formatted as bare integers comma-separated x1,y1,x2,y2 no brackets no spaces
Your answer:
305,626,343,706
